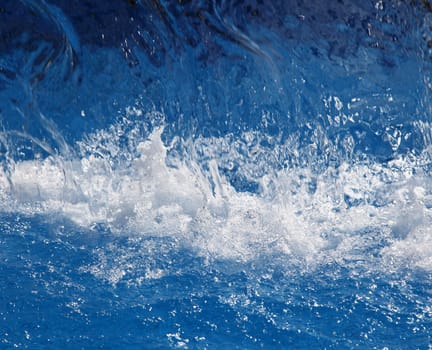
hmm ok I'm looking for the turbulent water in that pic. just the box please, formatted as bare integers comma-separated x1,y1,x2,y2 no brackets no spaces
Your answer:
1,0,432,348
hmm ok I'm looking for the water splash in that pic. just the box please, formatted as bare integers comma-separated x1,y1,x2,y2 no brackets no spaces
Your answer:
1,115,432,273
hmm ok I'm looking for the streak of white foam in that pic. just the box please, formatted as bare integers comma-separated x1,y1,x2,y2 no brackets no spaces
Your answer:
0,167,10,197
1,125,432,272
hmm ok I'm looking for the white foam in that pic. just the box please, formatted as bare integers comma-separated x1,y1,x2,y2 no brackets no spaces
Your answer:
382,224,432,271
1,121,432,272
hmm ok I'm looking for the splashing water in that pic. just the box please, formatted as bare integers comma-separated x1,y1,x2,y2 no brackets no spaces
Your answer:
1,0,432,348
2,116,432,271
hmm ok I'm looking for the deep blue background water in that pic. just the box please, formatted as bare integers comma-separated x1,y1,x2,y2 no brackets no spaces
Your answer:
1,0,432,348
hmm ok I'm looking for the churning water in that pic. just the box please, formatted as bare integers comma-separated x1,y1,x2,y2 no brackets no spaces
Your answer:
1,0,432,348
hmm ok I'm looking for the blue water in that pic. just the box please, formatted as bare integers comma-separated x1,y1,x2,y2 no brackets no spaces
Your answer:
1,0,432,348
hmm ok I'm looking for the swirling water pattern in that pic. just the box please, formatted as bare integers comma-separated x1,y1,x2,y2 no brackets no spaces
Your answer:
1,0,432,348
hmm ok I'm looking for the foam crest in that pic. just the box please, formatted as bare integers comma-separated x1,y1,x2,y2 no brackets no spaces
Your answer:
1,123,432,272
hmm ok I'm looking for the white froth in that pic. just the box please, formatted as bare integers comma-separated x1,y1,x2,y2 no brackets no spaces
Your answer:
1,124,432,272
382,224,432,271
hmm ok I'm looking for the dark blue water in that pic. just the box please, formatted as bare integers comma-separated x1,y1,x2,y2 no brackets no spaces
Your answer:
1,0,432,348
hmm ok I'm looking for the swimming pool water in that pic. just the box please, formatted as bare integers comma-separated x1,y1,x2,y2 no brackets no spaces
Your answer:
1,0,432,348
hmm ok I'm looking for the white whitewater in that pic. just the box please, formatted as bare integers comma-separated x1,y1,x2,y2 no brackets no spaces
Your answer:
1,116,432,272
